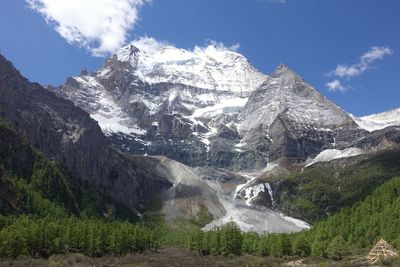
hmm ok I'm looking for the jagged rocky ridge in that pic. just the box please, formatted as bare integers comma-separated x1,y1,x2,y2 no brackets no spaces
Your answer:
57,43,396,171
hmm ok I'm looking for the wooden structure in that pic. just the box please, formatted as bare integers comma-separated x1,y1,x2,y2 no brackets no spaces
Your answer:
367,239,398,264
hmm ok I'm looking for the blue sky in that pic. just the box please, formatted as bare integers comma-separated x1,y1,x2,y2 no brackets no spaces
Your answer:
0,0,399,116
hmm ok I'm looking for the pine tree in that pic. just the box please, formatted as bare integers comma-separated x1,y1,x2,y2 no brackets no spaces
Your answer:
327,235,349,260
292,234,310,256
311,230,328,257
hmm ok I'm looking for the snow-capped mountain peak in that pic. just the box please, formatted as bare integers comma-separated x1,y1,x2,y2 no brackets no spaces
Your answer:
238,64,355,136
115,44,140,64
59,44,383,171
100,42,268,95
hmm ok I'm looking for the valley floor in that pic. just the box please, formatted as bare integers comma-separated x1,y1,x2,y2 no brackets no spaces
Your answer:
1,247,397,267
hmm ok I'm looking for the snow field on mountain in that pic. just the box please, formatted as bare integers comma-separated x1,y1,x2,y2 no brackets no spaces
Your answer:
352,108,400,132
305,147,365,167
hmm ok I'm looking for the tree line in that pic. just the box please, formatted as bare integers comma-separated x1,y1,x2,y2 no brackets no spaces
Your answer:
188,176,400,259
0,215,157,258
1,175,400,259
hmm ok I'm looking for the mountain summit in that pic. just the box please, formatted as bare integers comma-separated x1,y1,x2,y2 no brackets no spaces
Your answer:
57,45,397,170
101,43,268,94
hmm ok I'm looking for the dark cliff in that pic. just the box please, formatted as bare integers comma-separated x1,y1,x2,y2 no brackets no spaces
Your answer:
0,54,171,214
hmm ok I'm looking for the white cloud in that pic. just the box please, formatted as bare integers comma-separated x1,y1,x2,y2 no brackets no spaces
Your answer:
194,40,240,54
130,36,171,55
26,0,149,56
330,46,393,79
327,46,393,93
326,80,348,92
126,38,240,57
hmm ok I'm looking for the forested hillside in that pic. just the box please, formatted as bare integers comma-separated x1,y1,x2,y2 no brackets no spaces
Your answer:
188,175,400,259
0,120,136,219
0,121,158,257
274,150,400,222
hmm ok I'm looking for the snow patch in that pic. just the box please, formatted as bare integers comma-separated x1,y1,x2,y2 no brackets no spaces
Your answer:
191,97,248,119
305,147,365,167
281,214,311,229
91,113,146,135
200,126,217,150
351,108,400,132
204,175,310,233
243,183,273,206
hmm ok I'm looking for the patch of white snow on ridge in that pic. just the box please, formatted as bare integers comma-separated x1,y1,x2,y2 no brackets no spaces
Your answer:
243,183,273,206
73,76,147,137
234,163,279,205
305,148,365,167
191,96,248,119
351,108,400,132
91,113,146,136
200,126,217,150
281,214,311,229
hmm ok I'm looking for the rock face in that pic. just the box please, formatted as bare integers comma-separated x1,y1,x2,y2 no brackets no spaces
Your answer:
57,44,370,171
353,126,400,151
57,44,269,170
0,54,171,215
237,64,365,163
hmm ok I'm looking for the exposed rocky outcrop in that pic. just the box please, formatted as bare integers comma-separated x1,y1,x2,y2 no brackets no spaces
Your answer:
353,126,400,151
0,54,171,215
238,64,366,163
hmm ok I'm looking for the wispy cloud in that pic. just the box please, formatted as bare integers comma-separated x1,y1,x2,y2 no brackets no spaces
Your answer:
194,40,240,54
128,37,240,56
327,46,393,92
326,80,348,93
330,46,393,79
26,0,149,56
130,36,171,55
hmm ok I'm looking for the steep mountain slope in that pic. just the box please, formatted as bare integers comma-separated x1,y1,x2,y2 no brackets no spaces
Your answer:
0,120,137,219
0,54,170,215
57,44,378,171
237,64,364,162
58,44,268,170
